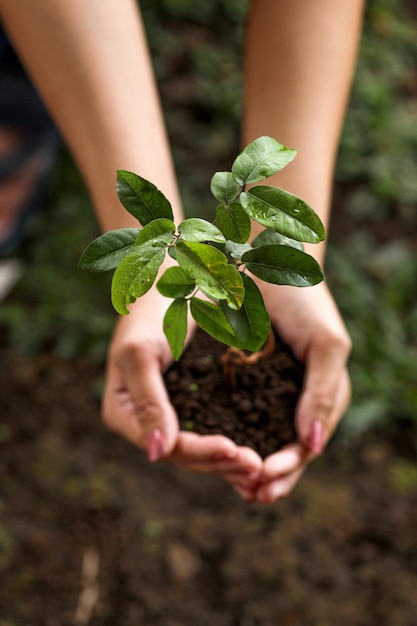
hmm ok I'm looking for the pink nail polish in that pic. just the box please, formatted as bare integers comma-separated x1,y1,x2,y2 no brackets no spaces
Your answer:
309,420,324,455
147,429,165,462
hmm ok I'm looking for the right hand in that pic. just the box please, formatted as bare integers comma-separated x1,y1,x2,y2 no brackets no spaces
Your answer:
253,281,351,504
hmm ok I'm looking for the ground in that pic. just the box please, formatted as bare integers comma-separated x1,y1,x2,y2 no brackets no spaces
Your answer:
1,3,416,623
1,341,417,626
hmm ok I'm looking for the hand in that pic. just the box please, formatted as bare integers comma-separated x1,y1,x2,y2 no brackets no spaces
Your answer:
251,282,351,504
102,289,263,490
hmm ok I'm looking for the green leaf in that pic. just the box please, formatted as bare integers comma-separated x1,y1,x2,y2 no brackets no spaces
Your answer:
225,241,252,260
116,170,173,225
175,241,244,310
210,171,242,203
190,297,242,348
111,248,165,314
242,244,325,287
251,228,304,251
221,274,270,352
78,228,140,271
216,202,251,244
177,218,226,243
232,136,297,186
157,266,195,298
240,186,325,243
168,246,177,261
135,218,176,248
163,298,188,361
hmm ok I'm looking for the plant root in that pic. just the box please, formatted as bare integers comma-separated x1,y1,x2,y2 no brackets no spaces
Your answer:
221,329,275,388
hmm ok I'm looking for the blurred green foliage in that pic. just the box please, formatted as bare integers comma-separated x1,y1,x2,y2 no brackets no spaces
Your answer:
1,0,416,442
328,235,417,446
331,0,417,444
0,161,114,360
337,0,417,212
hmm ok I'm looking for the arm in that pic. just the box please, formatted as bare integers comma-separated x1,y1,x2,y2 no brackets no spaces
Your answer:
240,0,363,503
0,0,181,229
0,0,262,481
244,0,364,258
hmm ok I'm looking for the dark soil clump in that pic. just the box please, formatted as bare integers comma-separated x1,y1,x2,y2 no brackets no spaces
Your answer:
165,329,304,458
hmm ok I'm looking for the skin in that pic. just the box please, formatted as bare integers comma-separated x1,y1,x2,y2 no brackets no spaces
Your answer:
241,0,363,503
0,0,363,503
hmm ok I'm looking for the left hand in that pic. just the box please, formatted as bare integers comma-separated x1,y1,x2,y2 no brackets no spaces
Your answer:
102,288,263,492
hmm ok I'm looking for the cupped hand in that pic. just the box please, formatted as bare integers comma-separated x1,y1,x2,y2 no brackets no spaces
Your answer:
253,282,351,504
102,281,350,505
102,288,263,491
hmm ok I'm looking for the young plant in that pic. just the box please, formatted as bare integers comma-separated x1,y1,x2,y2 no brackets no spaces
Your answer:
79,136,325,360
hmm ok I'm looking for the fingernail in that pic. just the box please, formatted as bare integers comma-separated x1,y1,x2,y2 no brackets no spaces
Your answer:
147,429,165,462
309,420,324,455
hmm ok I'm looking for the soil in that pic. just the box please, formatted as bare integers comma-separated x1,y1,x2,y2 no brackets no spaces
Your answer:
2,4,417,619
165,329,303,458
2,341,417,626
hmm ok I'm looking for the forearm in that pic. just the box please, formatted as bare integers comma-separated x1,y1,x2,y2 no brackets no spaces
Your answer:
244,0,364,263
0,0,182,231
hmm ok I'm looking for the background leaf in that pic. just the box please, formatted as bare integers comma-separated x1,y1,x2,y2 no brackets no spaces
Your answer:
78,228,140,271
240,186,325,243
232,136,297,186
216,202,251,243
210,171,242,203
221,274,270,351
242,244,324,287
157,266,195,298
116,170,173,224
163,298,188,360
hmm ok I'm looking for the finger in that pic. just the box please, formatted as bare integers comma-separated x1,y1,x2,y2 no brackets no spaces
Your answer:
299,367,351,454
224,474,261,495
172,435,263,477
233,485,258,503
256,466,306,505
296,329,351,451
258,443,310,483
171,434,262,476
102,346,179,457
123,349,179,455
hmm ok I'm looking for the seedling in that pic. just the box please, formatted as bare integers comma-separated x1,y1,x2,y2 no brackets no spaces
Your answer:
79,136,325,361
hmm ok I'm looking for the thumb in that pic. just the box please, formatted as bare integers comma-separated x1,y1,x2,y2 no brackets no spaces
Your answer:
103,346,179,460
129,356,179,461
295,339,350,454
